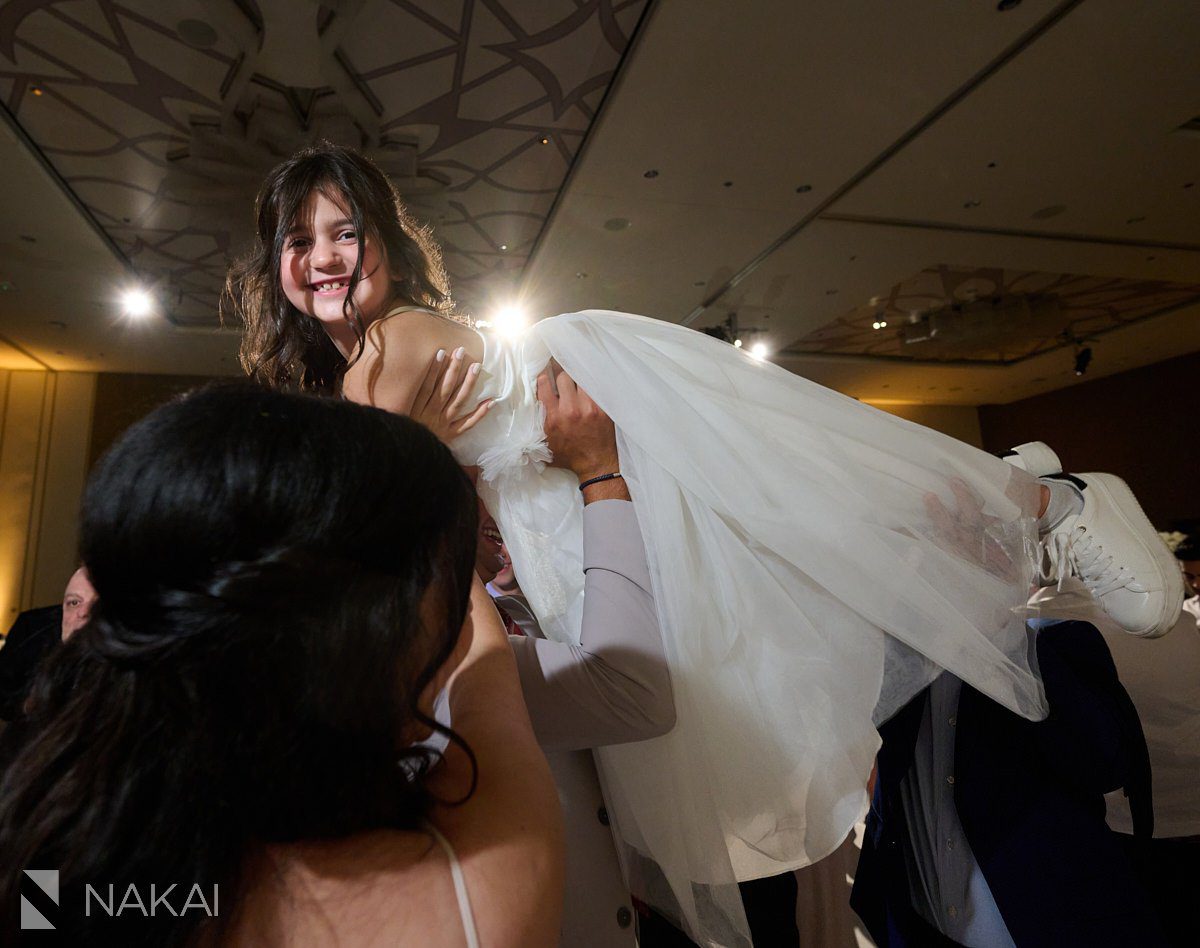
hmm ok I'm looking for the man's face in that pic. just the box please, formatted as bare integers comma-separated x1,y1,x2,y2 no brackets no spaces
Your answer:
61,567,97,641
1181,559,1200,598
474,499,505,584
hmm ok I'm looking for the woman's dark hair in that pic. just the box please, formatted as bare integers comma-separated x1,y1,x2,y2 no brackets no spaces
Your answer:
225,141,461,394
0,383,478,946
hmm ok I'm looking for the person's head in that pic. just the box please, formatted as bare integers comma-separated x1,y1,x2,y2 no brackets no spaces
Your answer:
1175,537,1200,597
491,542,521,596
60,566,96,642
474,498,505,585
226,141,457,394
0,383,477,945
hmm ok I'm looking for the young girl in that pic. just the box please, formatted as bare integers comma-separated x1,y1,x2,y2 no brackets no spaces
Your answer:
228,142,1182,946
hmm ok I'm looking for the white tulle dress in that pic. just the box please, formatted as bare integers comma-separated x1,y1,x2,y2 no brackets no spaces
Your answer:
451,310,1047,947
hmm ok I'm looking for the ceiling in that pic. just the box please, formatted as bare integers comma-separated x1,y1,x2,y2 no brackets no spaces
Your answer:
1,0,1198,404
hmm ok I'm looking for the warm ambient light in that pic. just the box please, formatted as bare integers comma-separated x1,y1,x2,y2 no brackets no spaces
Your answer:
489,304,529,339
121,288,154,318
872,320,888,329
749,342,769,361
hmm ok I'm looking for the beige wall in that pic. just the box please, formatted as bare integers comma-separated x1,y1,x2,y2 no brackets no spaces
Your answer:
0,371,96,629
869,402,983,448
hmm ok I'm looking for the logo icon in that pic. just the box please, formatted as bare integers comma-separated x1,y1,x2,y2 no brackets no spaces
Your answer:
21,869,59,930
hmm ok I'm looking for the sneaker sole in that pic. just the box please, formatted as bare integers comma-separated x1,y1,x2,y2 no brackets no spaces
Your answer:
1082,472,1184,637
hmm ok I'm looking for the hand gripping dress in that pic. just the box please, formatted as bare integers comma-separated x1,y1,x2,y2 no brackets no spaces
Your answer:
450,310,1046,947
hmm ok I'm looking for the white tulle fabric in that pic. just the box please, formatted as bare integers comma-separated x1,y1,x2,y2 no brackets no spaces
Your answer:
452,310,1047,947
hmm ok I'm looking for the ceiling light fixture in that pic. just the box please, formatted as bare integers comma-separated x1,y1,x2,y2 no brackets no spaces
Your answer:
1073,346,1092,376
749,342,769,361
498,244,508,251
643,170,659,179
30,85,43,96
121,288,153,318
734,339,743,348
490,304,529,339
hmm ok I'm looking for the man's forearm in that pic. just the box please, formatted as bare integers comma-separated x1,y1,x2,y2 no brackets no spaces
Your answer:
513,500,674,751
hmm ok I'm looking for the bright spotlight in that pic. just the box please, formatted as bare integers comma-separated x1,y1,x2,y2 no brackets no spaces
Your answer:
749,342,769,361
121,288,153,318
733,338,743,348
490,304,528,339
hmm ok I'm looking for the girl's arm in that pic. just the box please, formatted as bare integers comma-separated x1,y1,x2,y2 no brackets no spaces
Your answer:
426,577,565,948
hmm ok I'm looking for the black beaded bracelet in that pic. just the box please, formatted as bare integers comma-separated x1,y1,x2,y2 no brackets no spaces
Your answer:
578,472,623,492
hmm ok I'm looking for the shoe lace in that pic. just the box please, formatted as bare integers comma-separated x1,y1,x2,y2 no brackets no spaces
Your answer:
1043,525,1146,597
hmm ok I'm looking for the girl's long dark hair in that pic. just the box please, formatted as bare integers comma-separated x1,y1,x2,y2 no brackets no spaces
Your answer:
225,142,460,394
0,384,478,946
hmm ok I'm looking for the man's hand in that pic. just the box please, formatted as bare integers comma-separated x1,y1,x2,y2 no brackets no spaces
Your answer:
536,365,628,502
406,346,491,443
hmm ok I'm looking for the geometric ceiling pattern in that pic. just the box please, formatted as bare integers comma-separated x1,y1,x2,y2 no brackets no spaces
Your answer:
0,0,649,325
788,265,1200,364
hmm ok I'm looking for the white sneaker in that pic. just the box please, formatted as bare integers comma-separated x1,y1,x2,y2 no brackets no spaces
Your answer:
1001,441,1062,477
1040,472,1184,637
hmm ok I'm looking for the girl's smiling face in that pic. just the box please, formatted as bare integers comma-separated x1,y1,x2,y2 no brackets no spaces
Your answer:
280,189,396,351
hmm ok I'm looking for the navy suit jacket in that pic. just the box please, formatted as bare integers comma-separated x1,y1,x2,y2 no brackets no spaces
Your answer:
851,619,1166,947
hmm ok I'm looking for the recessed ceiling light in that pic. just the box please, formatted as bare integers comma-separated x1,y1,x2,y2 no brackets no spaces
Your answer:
643,169,659,179
996,0,1022,9
498,244,508,251
176,18,218,48
121,288,153,318
603,217,631,231
30,84,43,96
723,181,733,188
575,272,588,279
795,184,812,193
538,134,550,145
987,161,997,168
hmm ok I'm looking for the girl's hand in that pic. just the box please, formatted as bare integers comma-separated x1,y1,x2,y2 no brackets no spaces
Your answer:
408,346,492,442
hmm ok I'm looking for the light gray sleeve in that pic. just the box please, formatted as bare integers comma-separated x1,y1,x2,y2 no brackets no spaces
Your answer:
510,499,675,752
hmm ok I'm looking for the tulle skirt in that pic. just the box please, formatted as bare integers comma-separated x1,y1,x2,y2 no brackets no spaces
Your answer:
459,310,1045,947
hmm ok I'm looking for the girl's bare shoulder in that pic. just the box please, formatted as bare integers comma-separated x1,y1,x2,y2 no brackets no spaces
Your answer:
342,307,480,410
363,307,477,353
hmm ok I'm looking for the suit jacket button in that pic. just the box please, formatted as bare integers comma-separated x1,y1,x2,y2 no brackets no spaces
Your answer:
617,906,632,928
598,807,610,826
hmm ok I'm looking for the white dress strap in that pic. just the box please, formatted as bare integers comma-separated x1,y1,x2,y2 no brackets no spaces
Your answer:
426,824,481,948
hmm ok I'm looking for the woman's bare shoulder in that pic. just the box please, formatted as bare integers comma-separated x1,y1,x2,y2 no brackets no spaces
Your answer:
229,829,466,946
